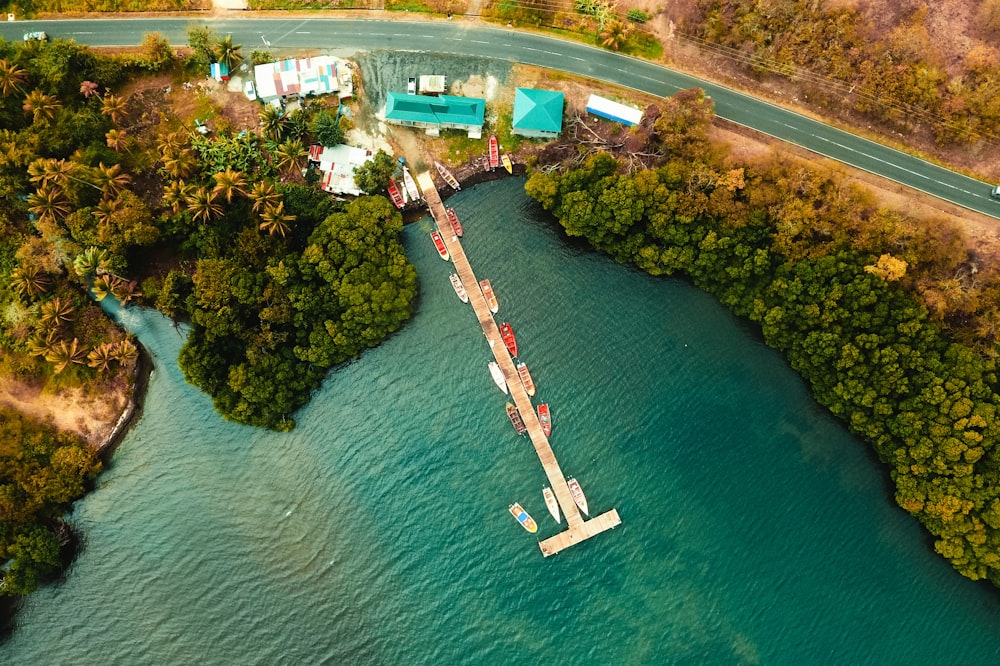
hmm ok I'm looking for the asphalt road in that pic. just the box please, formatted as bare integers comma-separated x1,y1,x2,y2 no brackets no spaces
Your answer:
3,16,999,219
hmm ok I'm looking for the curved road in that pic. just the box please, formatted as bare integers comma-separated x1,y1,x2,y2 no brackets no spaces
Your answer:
3,16,999,219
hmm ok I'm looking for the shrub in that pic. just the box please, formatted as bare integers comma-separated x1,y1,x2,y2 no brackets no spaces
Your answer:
626,8,650,23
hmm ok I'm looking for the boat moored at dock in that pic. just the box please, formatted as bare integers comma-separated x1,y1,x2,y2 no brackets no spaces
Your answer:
480,279,498,313
501,153,513,174
506,402,527,435
489,361,508,394
402,166,421,201
537,403,551,437
567,477,589,516
489,134,499,170
387,179,405,209
516,361,535,396
446,208,464,237
542,487,560,524
499,322,518,357
509,503,538,533
450,273,468,303
435,161,461,190
431,231,449,261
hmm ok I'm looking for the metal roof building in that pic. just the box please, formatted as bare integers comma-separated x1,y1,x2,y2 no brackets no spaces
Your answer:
384,93,485,138
512,88,564,139
253,56,354,101
586,94,643,127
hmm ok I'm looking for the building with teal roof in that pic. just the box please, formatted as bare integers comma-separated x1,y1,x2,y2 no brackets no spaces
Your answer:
384,93,485,138
512,88,564,139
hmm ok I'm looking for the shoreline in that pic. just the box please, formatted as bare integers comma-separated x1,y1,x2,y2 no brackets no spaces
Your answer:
95,338,153,462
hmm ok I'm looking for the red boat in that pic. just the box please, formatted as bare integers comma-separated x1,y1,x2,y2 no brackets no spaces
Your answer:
499,321,518,357
431,231,449,261
446,208,464,237
387,179,405,209
488,134,499,170
537,403,551,437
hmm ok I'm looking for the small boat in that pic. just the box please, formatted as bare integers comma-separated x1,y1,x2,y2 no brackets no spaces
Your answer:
387,179,405,209
542,487,560,524
431,231,449,261
516,361,535,396
489,134,499,170
450,273,468,303
489,361,508,394
446,208,464,237
482,155,491,172
567,477,589,516
537,403,551,437
501,153,513,174
435,161,461,190
402,166,421,201
480,279,498,313
509,503,537,533
506,402,527,435
499,322,518,357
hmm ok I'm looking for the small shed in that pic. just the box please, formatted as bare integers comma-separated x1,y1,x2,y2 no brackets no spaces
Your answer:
586,94,642,127
512,88,564,139
418,75,447,95
209,61,230,82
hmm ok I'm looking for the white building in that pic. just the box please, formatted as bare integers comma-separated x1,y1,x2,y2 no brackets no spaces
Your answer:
586,94,643,127
309,144,374,196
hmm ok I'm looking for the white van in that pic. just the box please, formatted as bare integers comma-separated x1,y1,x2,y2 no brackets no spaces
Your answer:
991,185,1000,200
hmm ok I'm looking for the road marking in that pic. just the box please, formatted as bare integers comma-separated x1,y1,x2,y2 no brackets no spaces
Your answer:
295,32,311,34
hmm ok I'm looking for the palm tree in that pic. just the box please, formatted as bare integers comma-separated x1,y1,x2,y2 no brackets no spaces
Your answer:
22,89,62,124
92,197,122,227
26,331,59,359
46,337,87,374
73,247,110,279
156,130,188,156
162,179,193,214
0,59,27,97
274,139,306,174
106,128,128,152
91,163,131,197
212,167,247,203
111,279,141,306
9,264,49,299
186,187,223,224
87,342,116,372
27,158,76,188
79,80,99,99
249,180,281,214
260,104,288,141
161,148,196,180
258,201,296,238
100,94,126,125
598,18,632,51
39,297,75,328
90,274,114,301
112,338,139,364
217,35,243,70
27,186,71,224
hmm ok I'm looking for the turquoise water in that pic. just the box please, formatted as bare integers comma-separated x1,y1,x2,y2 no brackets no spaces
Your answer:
6,178,1000,664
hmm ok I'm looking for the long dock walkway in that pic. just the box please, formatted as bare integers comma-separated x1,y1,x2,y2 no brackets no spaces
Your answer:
416,171,621,557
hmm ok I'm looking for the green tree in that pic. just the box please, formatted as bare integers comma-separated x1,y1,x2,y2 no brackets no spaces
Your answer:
258,201,295,238
311,109,344,147
22,89,61,124
0,59,27,97
216,35,243,71
353,150,396,194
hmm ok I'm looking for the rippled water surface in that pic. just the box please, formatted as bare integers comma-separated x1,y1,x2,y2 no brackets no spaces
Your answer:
6,179,1000,664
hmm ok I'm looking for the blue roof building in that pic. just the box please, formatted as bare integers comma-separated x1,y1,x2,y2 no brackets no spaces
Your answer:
384,93,485,138
512,88,564,139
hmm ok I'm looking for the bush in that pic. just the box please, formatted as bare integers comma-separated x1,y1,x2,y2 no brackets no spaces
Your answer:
626,8,650,23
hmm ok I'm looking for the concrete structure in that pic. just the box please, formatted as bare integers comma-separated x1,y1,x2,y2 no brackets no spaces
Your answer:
418,75,447,95
308,144,374,196
586,93,643,127
384,93,485,138
512,88,564,139
417,171,621,557
253,56,353,102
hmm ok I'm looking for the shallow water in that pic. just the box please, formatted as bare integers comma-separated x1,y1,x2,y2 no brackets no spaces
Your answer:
6,178,1000,665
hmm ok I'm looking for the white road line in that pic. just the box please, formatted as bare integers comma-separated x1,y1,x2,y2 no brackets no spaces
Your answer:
295,32,310,34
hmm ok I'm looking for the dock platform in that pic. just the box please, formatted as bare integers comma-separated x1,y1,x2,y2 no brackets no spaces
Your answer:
416,170,621,557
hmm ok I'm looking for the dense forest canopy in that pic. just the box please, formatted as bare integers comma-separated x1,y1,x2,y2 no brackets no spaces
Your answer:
526,89,1000,586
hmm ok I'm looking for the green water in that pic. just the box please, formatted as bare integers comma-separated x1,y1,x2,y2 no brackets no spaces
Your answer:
6,179,1000,664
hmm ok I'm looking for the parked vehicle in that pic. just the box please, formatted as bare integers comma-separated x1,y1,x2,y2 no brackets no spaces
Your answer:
991,185,1000,200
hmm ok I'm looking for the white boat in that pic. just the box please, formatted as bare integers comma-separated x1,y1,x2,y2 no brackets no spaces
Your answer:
402,166,421,201
567,477,589,516
489,361,508,394
542,487,560,524
450,273,468,303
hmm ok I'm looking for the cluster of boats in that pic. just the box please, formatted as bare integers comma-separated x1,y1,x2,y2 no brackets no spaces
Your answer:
511,479,589,533
485,134,513,174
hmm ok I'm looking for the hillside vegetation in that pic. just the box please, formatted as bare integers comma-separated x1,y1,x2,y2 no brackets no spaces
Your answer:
527,89,1000,586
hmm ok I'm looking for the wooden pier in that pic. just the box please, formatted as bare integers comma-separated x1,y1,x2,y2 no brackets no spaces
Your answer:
416,171,621,557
